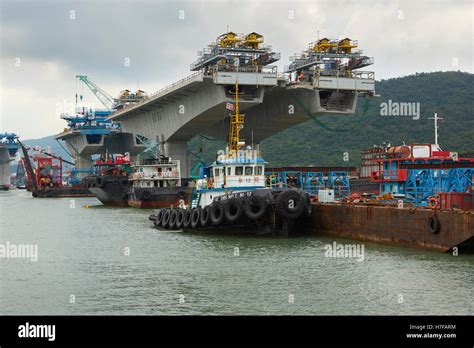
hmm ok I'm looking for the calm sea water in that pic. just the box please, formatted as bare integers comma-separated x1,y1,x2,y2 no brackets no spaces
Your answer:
1,189,473,315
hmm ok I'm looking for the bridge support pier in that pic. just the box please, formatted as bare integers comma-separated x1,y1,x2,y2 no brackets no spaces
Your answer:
74,156,94,179
0,147,12,188
59,132,148,179
164,141,190,179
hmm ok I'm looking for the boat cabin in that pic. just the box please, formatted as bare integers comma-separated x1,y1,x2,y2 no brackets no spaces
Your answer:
130,158,181,189
194,147,267,209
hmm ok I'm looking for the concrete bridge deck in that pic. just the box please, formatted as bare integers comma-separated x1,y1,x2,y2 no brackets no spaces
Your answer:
107,68,374,176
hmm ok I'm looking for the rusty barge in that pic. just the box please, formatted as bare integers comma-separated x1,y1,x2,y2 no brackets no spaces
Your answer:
305,203,474,252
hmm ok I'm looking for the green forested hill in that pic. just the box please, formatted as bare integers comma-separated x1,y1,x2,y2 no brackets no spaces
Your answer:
189,71,474,168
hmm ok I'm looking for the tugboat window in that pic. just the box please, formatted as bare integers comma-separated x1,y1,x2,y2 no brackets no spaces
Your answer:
256,166,263,175
245,167,253,175
235,166,243,175
227,167,231,175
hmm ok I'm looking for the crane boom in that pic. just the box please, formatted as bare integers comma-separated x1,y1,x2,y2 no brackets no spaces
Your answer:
76,75,115,110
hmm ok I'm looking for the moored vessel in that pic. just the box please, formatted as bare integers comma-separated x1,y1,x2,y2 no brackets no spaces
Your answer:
150,81,311,236
83,154,191,208
83,155,131,206
126,156,190,208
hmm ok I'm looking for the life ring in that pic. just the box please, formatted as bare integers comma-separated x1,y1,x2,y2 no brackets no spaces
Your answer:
112,178,119,185
161,209,171,228
244,195,267,220
141,190,151,200
95,177,105,187
155,209,165,226
275,190,305,219
168,210,178,230
210,201,225,226
225,198,243,223
176,209,185,229
200,206,211,227
183,209,192,228
428,197,439,210
428,216,440,234
191,208,201,228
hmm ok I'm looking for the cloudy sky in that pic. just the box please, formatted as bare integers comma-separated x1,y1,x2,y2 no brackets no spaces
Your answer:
1,0,472,139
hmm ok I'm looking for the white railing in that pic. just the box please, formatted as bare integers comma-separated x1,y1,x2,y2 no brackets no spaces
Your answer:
113,72,203,114
213,64,277,74
132,171,180,180
147,72,203,99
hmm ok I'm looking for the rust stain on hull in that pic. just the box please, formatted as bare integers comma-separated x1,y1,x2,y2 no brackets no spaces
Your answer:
305,203,474,252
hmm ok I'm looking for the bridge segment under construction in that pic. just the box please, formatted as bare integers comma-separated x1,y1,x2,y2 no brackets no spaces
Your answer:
108,32,376,177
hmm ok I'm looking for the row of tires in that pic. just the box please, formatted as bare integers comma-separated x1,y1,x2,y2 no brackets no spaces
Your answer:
149,190,310,230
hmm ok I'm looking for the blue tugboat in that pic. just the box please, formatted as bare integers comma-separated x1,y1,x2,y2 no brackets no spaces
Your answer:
149,82,311,236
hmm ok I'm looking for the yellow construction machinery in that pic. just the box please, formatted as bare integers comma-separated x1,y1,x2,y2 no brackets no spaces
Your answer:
242,32,264,49
313,38,337,53
337,38,358,53
217,32,242,48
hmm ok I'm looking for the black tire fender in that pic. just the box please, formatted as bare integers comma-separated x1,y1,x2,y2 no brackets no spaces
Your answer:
303,194,312,217
119,179,129,189
95,177,105,187
210,201,225,226
141,190,151,201
275,190,305,219
183,208,192,228
200,205,211,227
168,210,178,229
155,209,165,226
191,208,201,228
244,195,268,220
429,216,440,234
225,198,243,223
162,209,171,228
176,209,185,229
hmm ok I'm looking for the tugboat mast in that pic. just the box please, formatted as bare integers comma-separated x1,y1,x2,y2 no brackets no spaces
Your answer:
228,81,245,157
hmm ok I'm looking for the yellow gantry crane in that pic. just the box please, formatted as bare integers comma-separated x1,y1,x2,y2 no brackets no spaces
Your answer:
228,81,245,156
